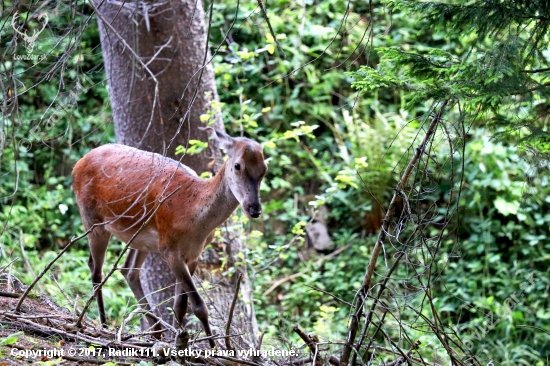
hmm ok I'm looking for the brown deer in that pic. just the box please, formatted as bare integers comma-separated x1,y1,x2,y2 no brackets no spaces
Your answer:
72,128,267,347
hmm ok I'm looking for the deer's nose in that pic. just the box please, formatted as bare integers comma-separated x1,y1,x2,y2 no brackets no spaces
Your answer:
247,203,262,218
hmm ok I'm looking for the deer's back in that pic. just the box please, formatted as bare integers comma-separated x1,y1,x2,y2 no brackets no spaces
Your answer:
72,144,203,251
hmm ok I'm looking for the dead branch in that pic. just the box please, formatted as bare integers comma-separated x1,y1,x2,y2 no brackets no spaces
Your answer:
0,314,147,351
0,291,20,298
291,357,313,365
225,273,242,350
352,252,404,365
303,284,354,307
384,341,421,366
293,325,322,366
340,100,449,365
293,325,339,366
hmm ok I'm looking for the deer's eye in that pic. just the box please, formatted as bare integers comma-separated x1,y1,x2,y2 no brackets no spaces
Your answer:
234,163,241,171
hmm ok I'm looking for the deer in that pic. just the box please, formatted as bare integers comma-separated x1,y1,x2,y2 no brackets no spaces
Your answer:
72,128,267,347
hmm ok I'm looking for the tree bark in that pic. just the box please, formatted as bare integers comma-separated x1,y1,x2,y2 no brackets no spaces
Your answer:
94,0,258,347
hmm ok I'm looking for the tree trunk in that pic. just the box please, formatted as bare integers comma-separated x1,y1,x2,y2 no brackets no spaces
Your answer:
94,0,258,347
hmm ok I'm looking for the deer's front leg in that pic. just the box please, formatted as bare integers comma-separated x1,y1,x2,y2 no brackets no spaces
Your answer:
167,259,190,328
167,256,215,348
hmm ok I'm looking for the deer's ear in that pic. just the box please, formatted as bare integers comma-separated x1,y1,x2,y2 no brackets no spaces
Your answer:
200,127,236,152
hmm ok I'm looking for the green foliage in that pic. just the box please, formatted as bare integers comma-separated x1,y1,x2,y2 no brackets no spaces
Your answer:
434,131,550,361
1,0,549,363
175,139,209,156
0,2,125,321
349,0,550,150
0,331,22,346
0,331,22,357
210,0,549,361
342,0,549,362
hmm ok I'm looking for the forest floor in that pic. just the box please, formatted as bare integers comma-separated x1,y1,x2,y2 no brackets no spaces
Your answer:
0,276,290,366
0,274,317,366
0,275,159,365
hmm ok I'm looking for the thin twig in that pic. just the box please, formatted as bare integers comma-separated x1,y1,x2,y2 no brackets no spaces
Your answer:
517,324,550,336
340,100,449,365
15,220,111,312
50,274,73,308
263,271,304,297
0,315,146,350
303,284,354,307
256,0,286,58
510,81,550,95
225,273,242,350
138,309,178,334
360,310,387,365
120,328,165,341
263,244,351,296
118,307,142,342
19,230,37,280
353,252,405,365
384,341,421,366
0,258,18,276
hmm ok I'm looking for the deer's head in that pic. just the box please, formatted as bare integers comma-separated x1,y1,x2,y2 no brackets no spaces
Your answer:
205,128,268,219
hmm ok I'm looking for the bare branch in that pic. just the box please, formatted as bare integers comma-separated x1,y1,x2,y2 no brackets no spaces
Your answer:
340,100,449,365
225,273,242,350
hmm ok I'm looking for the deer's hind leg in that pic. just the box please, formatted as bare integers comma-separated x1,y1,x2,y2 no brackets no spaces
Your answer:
81,211,111,326
121,249,163,338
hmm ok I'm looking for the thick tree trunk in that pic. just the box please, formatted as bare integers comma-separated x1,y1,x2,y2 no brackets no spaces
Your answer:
94,0,258,347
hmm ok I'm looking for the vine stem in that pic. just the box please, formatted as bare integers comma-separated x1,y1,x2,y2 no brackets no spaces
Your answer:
339,100,449,366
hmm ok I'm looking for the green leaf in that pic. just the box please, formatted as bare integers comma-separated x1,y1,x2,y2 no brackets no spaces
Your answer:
494,197,520,216
0,332,23,346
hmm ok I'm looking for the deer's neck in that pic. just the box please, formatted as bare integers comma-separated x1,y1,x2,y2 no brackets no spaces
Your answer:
199,162,239,231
